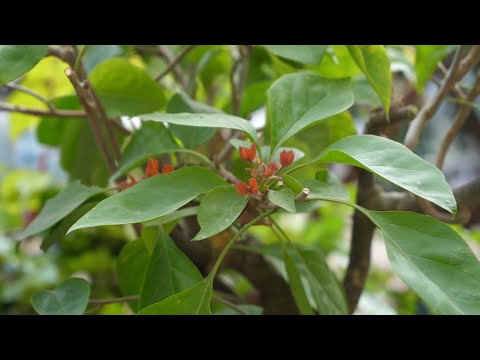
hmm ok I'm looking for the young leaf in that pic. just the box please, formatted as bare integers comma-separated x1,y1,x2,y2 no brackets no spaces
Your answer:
347,45,392,114
268,73,354,154
31,278,90,315
367,211,480,315
193,186,249,241
20,181,104,239
0,45,48,85
68,167,227,233
268,187,296,213
138,277,213,315
264,45,327,66
310,135,456,214
139,227,203,309
282,243,314,315
89,58,165,116
167,92,220,149
283,174,304,195
139,113,259,145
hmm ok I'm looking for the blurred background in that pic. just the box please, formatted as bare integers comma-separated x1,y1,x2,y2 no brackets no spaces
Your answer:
1,45,480,315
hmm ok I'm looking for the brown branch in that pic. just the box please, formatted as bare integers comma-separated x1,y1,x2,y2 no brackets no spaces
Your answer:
436,71,480,169
437,62,466,99
0,102,85,118
230,45,251,116
89,295,139,305
404,46,466,150
3,83,55,111
155,45,195,82
155,45,189,90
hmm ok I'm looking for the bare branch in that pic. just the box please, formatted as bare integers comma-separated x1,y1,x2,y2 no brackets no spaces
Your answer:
155,45,195,82
436,71,480,169
155,45,190,90
0,102,85,118
3,83,55,111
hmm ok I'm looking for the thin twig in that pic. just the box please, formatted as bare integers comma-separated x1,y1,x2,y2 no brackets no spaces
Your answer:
89,295,139,305
436,71,480,169
212,296,248,315
0,102,85,117
3,83,55,111
74,45,89,74
155,45,195,82
437,62,466,98
404,46,466,150
156,45,189,90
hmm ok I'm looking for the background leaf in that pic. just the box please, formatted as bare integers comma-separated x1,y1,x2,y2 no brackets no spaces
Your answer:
0,45,48,85
264,45,327,66
415,45,456,92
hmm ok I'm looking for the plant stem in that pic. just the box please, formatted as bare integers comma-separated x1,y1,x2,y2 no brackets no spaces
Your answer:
74,45,89,74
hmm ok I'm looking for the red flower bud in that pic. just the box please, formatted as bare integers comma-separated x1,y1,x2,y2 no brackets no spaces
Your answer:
248,178,259,192
145,158,160,177
162,164,175,174
118,174,138,191
239,143,257,161
235,178,259,196
280,150,295,167
262,163,278,177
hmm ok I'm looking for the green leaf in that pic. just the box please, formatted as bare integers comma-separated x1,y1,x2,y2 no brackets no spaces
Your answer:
31,278,90,315
283,174,304,195
366,211,480,315
193,186,249,240
20,181,104,239
347,45,392,114
415,45,456,92
0,45,48,85
268,187,296,213
144,206,199,227
264,45,327,66
117,238,150,311
299,174,349,202
83,45,124,73
166,92,219,149
138,277,213,315
68,167,227,233
139,113,259,145
267,73,354,154
310,135,456,214
297,248,349,314
282,242,314,315
214,304,263,315
41,201,98,251
139,227,203,309
114,121,179,178
89,58,165,117
314,45,361,79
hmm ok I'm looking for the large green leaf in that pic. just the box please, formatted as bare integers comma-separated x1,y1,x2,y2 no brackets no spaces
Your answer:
267,73,354,154
83,45,124,73
367,211,480,315
166,92,219,149
117,238,150,311
20,181,104,239
139,227,203,309
415,45,456,92
347,45,391,114
309,135,456,214
89,58,165,117
139,113,259,145
31,278,90,315
299,173,349,202
114,121,179,178
138,277,213,315
264,45,327,66
0,45,48,85
282,242,314,315
193,186,249,240
68,167,227,232
268,187,296,213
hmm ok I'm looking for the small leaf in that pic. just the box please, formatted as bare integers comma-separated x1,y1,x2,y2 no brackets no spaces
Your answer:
139,227,203,309
268,187,296,213
194,186,249,240
283,174,304,195
268,73,354,154
282,242,314,315
264,45,327,66
415,45,456,92
20,181,104,239
31,278,90,315
138,277,213,315
347,45,392,114
310,135,456,214
0,45,48,85
139,113,259,145
89,58,165,117
167,92,219,149
68,167,227,233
